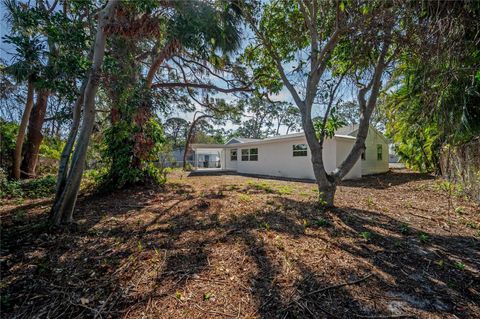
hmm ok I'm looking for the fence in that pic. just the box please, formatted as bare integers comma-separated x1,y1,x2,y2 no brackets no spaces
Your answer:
439,138,480,202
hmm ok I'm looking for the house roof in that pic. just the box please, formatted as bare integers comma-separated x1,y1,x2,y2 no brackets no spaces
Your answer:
336,124,389,144
225,137,262,144
193,132,355,150
335,124,359,136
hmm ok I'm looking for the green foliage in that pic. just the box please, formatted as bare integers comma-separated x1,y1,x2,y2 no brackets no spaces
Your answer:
419,232,429,243
360,231,372,241
102,113,167,189
247,180,274,193
168,1,242,58
36,136,66,175
399,223,410,235
0,168,55,199
101,34,167,190
314,218,331,228
239,193,252,202
314,107,347,140
21,175,56,198
0,120,18,172
454,262,466,271
3,0,92,97
39,136,65,161
0,168,22,198
203,292,213,301
384,19,480,173
277,185,293,195
81,168,108,192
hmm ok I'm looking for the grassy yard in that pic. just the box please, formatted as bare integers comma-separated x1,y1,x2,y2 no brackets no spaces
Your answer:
1,169,479,318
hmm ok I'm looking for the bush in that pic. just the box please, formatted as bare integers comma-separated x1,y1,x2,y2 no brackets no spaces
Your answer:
81,167,108,192
0,168,23,198
0,120,18,172
0,169,56,199
21,175,56,198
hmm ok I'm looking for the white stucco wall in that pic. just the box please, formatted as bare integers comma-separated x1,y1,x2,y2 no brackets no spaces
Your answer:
225,148,238,170
223,135,361,180
335,138,362,179
359,127,389,175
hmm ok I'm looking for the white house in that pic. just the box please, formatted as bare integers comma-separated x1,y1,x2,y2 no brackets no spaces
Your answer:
336,124,389,175
191,125,389,180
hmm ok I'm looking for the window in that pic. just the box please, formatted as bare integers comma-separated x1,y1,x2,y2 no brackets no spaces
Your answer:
250,148,258,161
241,148,258,161
230,149,237,161
361,148,366,160
241,149,249,161
293,144,307,157
377,144,383,161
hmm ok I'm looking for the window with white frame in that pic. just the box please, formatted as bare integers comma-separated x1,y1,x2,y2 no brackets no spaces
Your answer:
230,149,237,161
293,144,307,157
377,144,383,161
241,148,258,161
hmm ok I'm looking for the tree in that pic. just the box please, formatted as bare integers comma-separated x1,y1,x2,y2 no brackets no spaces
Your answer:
51,0,248,224
243,0,465,205
164,117,189,148
272,102,301,135
234,97,276,138
243,0,400,206
3,26,42,179
383,2,480,172
183,98,241,169
3,0,92,178
50,0,118,225
101,0,247,186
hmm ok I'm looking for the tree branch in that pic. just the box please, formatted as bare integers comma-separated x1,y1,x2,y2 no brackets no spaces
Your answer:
151,82,253,93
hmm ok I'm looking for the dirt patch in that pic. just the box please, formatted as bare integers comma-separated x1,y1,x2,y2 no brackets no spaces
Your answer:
1,169,479,318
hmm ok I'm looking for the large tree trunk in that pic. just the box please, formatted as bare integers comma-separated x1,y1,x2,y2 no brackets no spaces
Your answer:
50,0,118,226
21,90,50,178
12,77,35,179
307,131,336,207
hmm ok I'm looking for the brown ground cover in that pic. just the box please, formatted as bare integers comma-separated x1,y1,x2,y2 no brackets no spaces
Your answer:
1,169,479,318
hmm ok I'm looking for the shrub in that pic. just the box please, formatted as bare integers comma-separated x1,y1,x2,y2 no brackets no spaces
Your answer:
0,170,56,199
0,168,23,198
21,175,56,198
0,120,18,172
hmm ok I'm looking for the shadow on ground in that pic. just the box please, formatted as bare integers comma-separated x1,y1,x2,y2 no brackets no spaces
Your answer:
1,172,478,318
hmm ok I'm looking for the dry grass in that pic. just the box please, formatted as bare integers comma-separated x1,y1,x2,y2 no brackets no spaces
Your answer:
1,169,479,318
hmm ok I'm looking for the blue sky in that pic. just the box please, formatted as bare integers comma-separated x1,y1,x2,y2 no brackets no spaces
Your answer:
0,2,342,137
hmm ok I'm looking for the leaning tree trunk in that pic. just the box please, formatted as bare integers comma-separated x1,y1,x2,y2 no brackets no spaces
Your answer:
21,90,50,178
50,0,118,225
53,81,87,206
12,77,35,179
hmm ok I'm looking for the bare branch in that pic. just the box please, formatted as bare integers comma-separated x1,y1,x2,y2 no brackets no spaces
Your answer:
151,82,253,93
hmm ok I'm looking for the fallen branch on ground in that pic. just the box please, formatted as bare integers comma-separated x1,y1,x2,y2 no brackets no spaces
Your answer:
301,273,373,299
